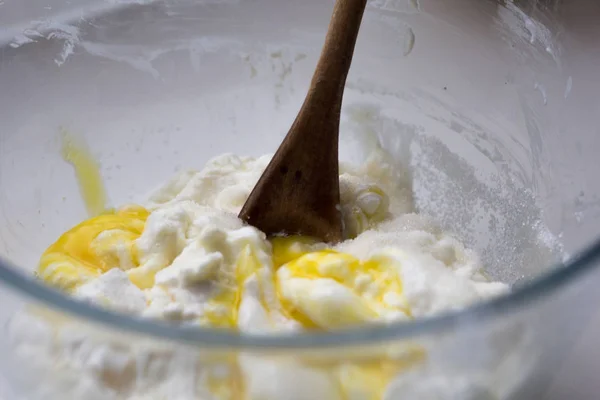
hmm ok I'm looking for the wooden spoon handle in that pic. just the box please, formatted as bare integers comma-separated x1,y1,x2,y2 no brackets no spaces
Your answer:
306,0,368,116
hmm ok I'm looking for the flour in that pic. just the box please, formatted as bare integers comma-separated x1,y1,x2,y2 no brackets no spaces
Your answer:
9,149,509,399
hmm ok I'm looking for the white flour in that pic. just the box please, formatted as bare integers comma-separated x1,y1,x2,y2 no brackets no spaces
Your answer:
8,149,509,399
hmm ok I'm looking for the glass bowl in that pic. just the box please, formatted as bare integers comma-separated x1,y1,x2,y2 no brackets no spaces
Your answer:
1,0,599,398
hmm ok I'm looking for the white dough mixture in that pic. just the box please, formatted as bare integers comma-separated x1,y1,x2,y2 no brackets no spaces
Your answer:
9,148,510,400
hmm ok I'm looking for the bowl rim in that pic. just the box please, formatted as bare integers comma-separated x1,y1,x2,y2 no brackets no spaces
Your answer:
1,236,599,349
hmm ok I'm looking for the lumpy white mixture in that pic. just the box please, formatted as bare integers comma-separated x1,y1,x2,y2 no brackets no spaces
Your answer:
8,149,510,400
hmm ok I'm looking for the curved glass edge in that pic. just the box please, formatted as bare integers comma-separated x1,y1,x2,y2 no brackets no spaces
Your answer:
1,238,600,350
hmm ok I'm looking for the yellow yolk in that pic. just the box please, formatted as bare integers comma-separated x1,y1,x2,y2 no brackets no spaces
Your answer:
205,357,246,400
200,244,262,328
335,351,426,400
37,206,149,292
60,129,107,217
271,236,323,267
273,241,409,330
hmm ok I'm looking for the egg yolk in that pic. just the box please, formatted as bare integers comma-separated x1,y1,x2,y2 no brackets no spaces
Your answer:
37,206,149,292
60,129,108,218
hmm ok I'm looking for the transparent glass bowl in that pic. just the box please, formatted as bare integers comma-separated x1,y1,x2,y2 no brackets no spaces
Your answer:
1,0,599,398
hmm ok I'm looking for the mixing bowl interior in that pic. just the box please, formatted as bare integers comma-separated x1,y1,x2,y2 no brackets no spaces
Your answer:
1,0,593,285
1,1,600,399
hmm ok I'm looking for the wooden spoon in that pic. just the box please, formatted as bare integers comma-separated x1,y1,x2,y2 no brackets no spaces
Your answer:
238,0,368,243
